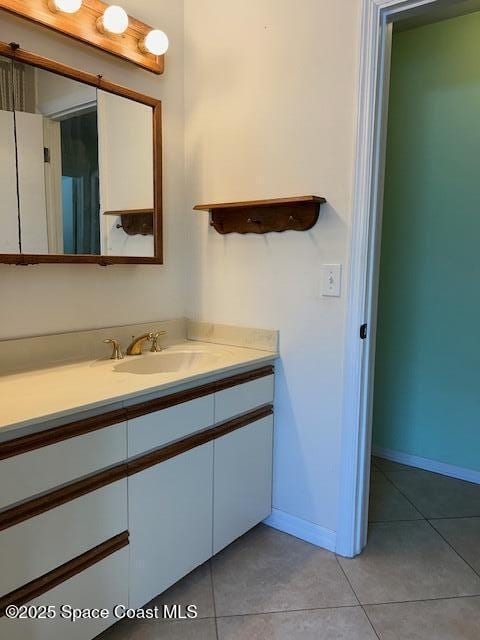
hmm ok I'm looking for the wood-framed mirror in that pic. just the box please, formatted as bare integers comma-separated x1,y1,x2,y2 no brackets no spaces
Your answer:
0,42,162,265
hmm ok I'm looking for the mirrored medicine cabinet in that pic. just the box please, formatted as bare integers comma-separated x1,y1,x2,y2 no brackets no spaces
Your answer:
0,43,162,265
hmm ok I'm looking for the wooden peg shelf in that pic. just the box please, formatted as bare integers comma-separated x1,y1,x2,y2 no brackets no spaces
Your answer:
194,196,326,235
104,209,154,236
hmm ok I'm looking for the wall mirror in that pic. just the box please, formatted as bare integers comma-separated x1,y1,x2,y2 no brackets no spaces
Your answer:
0,43,162,265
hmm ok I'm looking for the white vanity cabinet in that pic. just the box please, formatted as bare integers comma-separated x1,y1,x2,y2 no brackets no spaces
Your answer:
0,364,274,640
128,443,214,609
213,414,274,554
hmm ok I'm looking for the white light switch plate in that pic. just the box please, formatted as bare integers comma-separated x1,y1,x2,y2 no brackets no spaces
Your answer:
322,264,342,297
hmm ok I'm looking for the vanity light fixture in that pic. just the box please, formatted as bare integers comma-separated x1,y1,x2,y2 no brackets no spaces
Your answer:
139,30,169,56
97,5,129,35
0,0,167,74
48,0,83,13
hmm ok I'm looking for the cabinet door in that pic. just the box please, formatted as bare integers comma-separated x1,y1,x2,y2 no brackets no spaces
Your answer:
213,416,273,554
129,443,213,609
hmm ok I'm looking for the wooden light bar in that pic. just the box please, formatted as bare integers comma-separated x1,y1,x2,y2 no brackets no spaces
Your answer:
0,0,165,74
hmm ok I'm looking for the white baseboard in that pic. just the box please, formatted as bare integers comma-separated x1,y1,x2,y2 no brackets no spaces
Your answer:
373,446,480,485
263,509,336,553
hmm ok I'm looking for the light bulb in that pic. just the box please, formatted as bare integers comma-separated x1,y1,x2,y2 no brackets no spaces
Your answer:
97,5,129,35
140,29,169,56
49,0,83,13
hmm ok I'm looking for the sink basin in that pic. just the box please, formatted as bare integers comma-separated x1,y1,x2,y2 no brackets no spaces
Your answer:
113,350,220,375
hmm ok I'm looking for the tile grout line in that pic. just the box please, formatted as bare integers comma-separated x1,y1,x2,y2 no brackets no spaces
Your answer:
369,517,424,524
374,459,480,521
427,519,480,583
375,459,480,585
376,467,429,520
425,514,480,521
361,605,382,640
361,592,480,608
215,603,368,620
209,594,480,625
209,560,220,640
334,555,381,640
371,515,480,524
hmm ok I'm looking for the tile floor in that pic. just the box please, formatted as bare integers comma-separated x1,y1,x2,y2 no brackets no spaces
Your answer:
99,458,480,639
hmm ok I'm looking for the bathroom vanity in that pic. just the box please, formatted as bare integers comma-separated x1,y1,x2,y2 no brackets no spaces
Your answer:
0,329,276,639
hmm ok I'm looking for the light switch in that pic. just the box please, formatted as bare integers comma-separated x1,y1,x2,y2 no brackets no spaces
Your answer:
322,264,342,297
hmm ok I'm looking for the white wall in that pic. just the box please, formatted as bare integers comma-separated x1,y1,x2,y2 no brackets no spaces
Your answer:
0,1,185,339
184,0,361,533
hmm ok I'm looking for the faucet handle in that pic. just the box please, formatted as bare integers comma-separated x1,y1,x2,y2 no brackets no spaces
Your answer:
149,331,167,353
104,338,124,360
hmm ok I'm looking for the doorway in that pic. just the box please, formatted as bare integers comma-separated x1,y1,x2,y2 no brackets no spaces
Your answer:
338,0,480,559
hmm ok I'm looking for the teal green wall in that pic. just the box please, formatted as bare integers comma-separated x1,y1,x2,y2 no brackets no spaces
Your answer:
372,12,480,472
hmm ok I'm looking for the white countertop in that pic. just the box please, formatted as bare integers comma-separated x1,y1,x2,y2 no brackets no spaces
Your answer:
0,341,276,435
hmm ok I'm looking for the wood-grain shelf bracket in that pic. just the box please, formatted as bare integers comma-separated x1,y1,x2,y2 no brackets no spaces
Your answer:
194,196,326,235
104,209,154,236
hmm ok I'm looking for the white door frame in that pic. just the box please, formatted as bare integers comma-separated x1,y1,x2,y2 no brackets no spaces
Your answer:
336,0,450,558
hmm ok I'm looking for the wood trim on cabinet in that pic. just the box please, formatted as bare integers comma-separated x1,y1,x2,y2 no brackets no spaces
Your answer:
126,365,274,420
127,404,274,476
0,408,127,461
0,464,128,532
0,366,273,460
0,404,273,531
213,365,274,392
207,404,273,440
0,531,129,616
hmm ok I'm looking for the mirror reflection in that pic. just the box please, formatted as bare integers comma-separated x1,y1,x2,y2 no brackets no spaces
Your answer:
0,59,156,259
15,66,100,255
0,56,20,254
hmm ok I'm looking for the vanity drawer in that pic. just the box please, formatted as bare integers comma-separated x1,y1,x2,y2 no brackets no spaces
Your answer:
128,395,214,457
0,545,128,640
215,375,274,423
0,479,127,597
0,422,127,510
